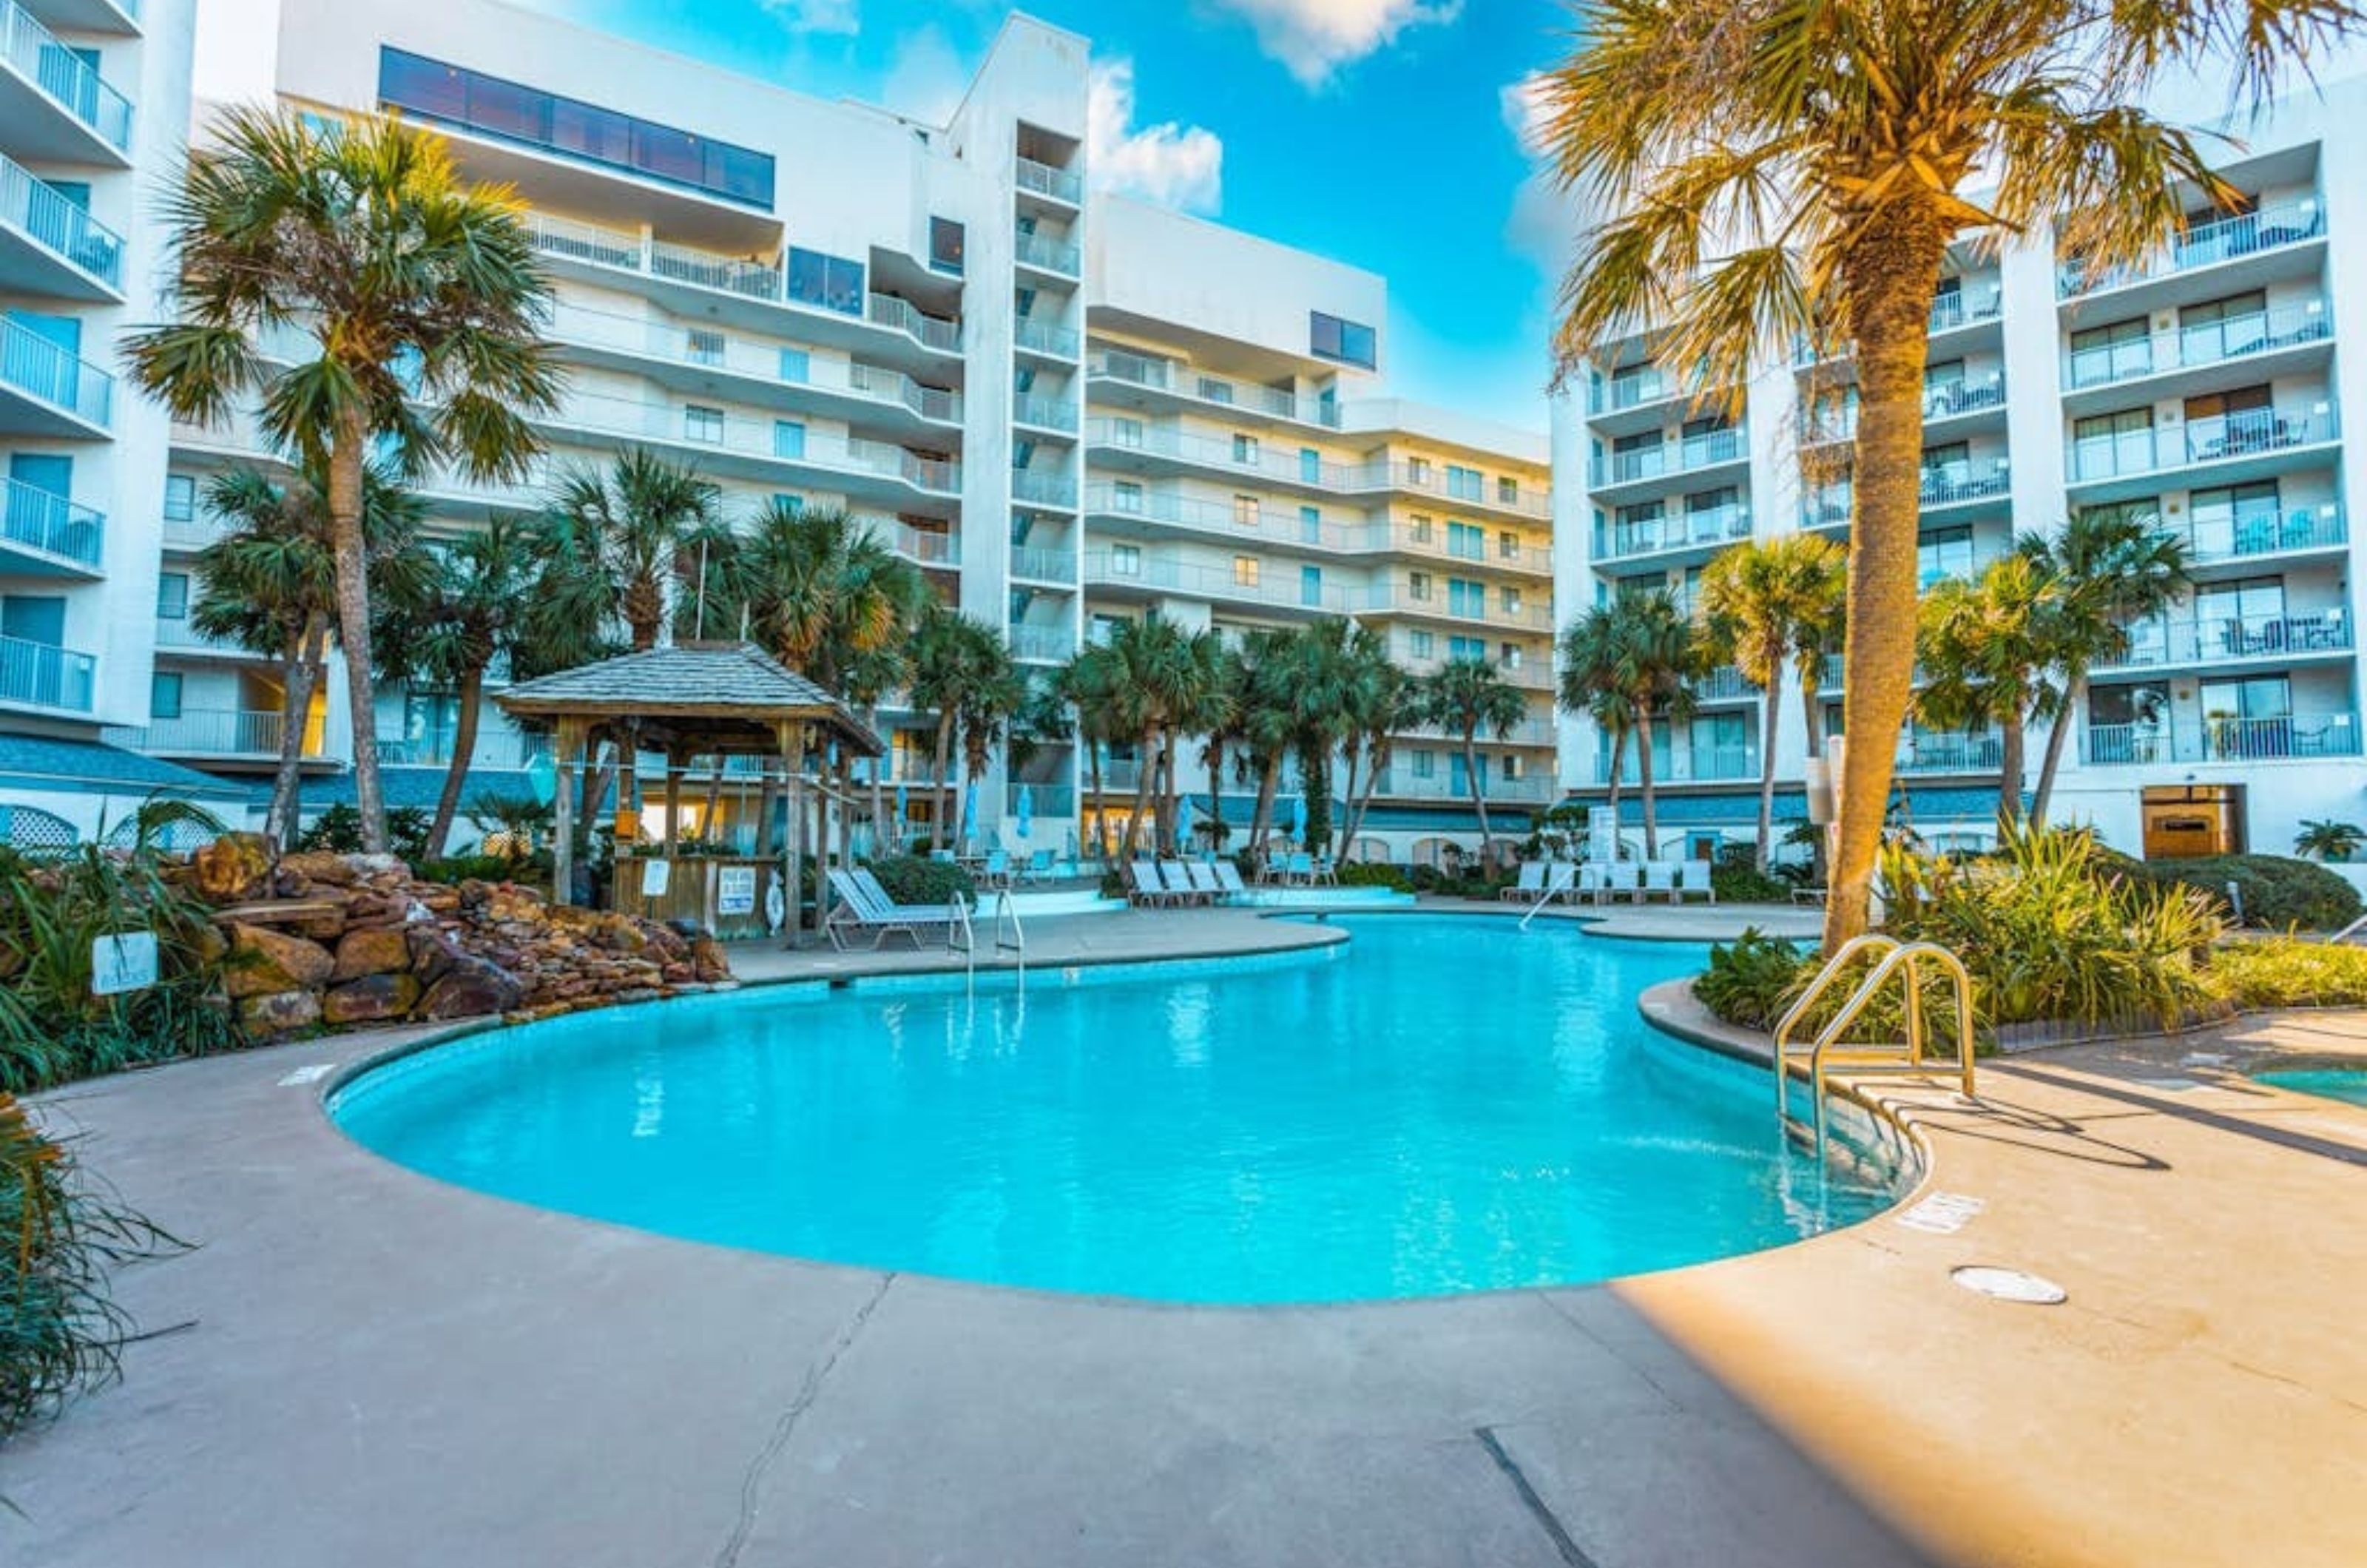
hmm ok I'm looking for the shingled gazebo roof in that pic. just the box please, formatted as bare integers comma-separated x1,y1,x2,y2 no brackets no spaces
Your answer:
495,642,882,757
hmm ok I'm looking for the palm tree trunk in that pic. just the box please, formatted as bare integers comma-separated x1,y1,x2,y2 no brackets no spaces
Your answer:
1998,714,2027,829
1605,722,1627,855
1799,669,1829,882
1249,755,1280,862
1757,670,1782,873
1826,220,1950,953
1337,740,1361,854
425,662,485,860
265,614,326,851
2030,674,2081,828
1124,728,1157,854
1465,730,1493,862
326,411,386,853
931,712,957,851
1085,737,1108,863
1636,703,1660,860
1206,735,1227,848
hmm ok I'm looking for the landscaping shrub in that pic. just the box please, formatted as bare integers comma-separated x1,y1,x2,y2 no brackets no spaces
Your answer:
1336,862,1414,893
1695,928,1812,1030
2205,938,2367,1010
2130,854,2361,932
299,803,435,863
0,845,236,1093
1,1095,177,1442
1709,842,1791,903
865,855,976,905
413,854,550,891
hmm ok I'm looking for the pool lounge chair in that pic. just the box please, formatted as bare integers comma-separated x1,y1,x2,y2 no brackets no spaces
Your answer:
1542,863,1578,904
1641,861,1680,902
1502,862,1547,902
980,850,1013,891
1595,862,1641,905
825,869,966,951
1124,860,1171,908
1212,860,1249,900
1677,859,1715,903
1159,861,1210,906
1184,860,1224,902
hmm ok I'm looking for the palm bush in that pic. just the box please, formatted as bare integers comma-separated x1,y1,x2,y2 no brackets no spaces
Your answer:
1695,928,1812,1031
2206,939,2367,1010
1,1097,178,1440
2128,854,2361,931
2294,820,2366,864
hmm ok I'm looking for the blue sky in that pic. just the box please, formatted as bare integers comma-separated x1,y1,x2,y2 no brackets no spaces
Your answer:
527,0,1579,432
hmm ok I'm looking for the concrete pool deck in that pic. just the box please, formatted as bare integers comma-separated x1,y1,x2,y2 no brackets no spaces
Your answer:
4,912,2363,1567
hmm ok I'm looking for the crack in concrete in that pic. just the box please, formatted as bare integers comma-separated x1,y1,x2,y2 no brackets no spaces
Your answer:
712,1271,894,1568
1474,1425,1603,1568
1531,1289,1682,1411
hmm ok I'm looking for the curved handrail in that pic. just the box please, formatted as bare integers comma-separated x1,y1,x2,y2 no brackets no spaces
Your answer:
1772,933,1900,1115
1806,940,1977,1149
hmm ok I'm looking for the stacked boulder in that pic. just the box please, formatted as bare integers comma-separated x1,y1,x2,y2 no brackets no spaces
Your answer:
188,835,733,1039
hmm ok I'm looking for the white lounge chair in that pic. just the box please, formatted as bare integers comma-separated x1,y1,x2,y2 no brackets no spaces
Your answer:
1596,862,1641,904
1212,860,1249,900
1502,862,1547,902
1576,863,1610,902
1158,861,1203,905
1677,859,1715,903
1642,861,1680,902
1124,860,1169,907
1184,861,1223,902
826,869,965,950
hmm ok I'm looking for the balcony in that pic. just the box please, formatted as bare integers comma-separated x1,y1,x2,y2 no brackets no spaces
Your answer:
1015,317,1080,359
1014,229,1081,277
153,615,259,659
1087,348,1342,430
1592,425,1746,490
2173,502,2346,567
0,474,100,574
1388,636,1551,690
2067,405,2339,491
1689,666,1758,703
1924,373,2006,423
0,0,133,161
2082,712,2359,766
1008,624,1074,663
1007,781,1076,819
1595,741,1760,785
0,312,111,434
1015,157,1083,206
1011,468,1077,508
1370,770,1556,805
118,709,322,761
2058,199,2326,297
1920,456,2013,510
0,151,123,298
2096,609,2353,672
0,631,92,712
1595,502,1752,563
893,523,958,567
1896,729,2001,775
541,391,960,504
1365,585,1553,632
1009,544,1075,584
2065,299,2331,394
1013,393,1077,433
1369,461,1549,520
1084,551,1357,615
372,731,550,769
1927,287,2005,334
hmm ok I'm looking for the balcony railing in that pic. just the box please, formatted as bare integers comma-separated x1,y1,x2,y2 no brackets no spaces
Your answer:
1596,425,1745,485
1896,730,2001,774
2098,609,2352,670
550,391,960,493
1015,317,1080,358
865,293,961,354
2064,299,2331,389
1597,503,1753,561
1087,348,1342,428
0,152,124,287
1010,544,1075,583
2175,501,2346,563
1689,666,1758,702
1366,585,1553,631
1594,743,1761,785
1925,374,2005,420
0,313,111,427
1012,469,1077,508
1014,229,1081,275
1015,157,1083,205
1920,457,2012,507
2082,712,2360,765
1927,287,2004,333
893,524,958,566
1593,365,1679,413
0,632,92,712
2058,200,2326,297
1008,624,1074,663
1,0,133,152
1007,782,1076,819
1012,392,1077,431
372,732,552,768
1370,770,1556,804
1084,552,1361,614
129,709,308,757
2069,406,2340,482
1,476,101,567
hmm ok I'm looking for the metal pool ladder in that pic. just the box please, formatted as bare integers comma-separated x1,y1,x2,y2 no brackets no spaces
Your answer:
1772,935,1976,1152
956,888,1027,991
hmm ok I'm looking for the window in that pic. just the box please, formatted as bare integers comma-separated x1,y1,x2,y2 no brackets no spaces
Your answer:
1232,433,1260,464
2190,480,2280,557
1111,544,1141,577
2068,317,2150,386
1406,456,1432,485
150,672,182,720
1918,527,1975,587
1198,376,1235,406
1114,481,1144,513
683,405,723,444
1408,571,1433,601
1409,514,1434,544
1110,416,1144,448
1298,504,1322,543
1408,630,1434,658
686,328,725,367
1233,555,1260,588
1448,635,1486,661
1300,565,1323,606
1446,464,1482,501
1499,643,1522,669
1448,578,1485,618
1497,476,1519,506
1498,530,1520,560
769,493,806,516
1500,586,1523,615
1503,754,1524,780
156,572,189,620
1309,311,1377,369
1446,521,1485,560
787,249,865,315
772,420,806,459
1411,749,1436,779
2187,383,2276,458
928,217,965,276
777,348,811,384
2073,406,2154,478
1232,493,1260,527
1299,447,1322,483
377,48,774,207
162,473,196,522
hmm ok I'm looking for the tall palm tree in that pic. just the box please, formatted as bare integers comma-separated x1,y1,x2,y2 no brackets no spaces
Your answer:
1235,628,1305,859
1337,657,1416,857
530,448,724,658
2022,512,2194,825
1560,604,1635,851
1697,533,1848,871
127,107,563,853
1422,658,1530,864
189,466,424,848
905,608,1016,851
1916,555,2059,827
1056,641,1128,860
1538,0,2338,950
1608,591,1698,861
1101,615,1215,853
376,515,556,859
715,502,931,696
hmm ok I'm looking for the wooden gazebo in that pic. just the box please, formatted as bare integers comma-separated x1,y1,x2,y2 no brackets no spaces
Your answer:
496,642,882,940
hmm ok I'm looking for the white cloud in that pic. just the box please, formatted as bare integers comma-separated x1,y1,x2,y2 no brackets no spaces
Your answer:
1499,72,1553,157
1210,0,1462,88
1088,61,1224,216
880,25,969,125
1499,72,1575,273
757,0,860,36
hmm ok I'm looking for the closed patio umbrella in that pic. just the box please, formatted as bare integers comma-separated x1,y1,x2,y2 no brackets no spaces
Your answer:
1289,793,1308,845
1016,785,1033,841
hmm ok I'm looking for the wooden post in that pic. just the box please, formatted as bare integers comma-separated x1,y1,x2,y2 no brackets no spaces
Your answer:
777,720,808,945
552,716,587,908
662,747,683,851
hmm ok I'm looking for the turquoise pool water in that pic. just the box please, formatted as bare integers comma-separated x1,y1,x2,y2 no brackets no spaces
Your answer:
2258,1068,2367,1107
332,917,1908,1304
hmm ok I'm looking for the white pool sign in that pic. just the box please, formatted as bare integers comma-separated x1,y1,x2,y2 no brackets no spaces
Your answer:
717,865,757,916
91,931,159,996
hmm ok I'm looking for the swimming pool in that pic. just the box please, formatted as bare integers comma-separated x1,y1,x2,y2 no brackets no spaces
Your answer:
331,916,1911,1304
2258,1068,2367,1108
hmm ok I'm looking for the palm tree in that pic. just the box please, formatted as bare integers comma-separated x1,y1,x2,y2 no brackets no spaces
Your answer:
905,608,1016,851
1338,657,1416,857
377,514,555,859
1916,555,2059,827
715,503,931,696
2022,513,2193,825
127,107,563,853
1422,659,1529,863
189,466,423,848
530,448,724,658
1697,533,1848,871
1538,0,2337,949
1608,591,1698,860
1235,628,1305,860
1057,641,1128,861
1100,615,1216,853
1560,604,1635,851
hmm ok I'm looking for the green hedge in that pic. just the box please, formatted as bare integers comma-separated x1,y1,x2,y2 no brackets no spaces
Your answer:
1336,862,1414,893
865,855,977,905
2131,854,2360,931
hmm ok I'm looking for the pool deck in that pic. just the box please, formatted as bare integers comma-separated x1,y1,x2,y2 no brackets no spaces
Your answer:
5,911,2363,1567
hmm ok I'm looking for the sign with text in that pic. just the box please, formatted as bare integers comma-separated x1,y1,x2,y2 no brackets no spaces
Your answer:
1587,806,1618,864
92,931,159,997
717,865,757,917
641,858,671,897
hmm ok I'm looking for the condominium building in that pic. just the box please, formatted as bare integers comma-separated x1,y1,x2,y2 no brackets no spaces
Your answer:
97,0,1552,861
1553,75,2367,860
0,0,217,845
